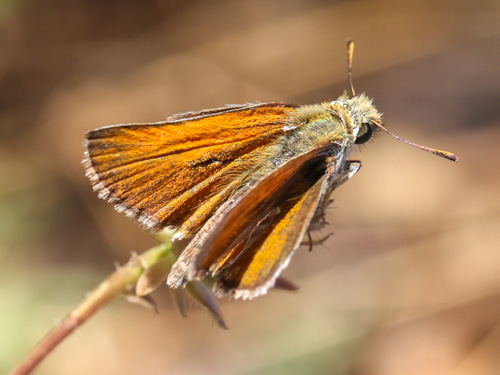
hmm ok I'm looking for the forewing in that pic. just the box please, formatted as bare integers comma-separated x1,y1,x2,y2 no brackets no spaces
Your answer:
190,156,362,299
216,172,332,299
84,103,297,231
191,146,331,281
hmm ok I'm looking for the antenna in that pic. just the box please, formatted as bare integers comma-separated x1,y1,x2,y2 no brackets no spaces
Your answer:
373,122,458,162
347,39,356,97
345,40,457,162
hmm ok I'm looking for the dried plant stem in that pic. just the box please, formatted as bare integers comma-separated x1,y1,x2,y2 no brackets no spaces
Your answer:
9,242,171,375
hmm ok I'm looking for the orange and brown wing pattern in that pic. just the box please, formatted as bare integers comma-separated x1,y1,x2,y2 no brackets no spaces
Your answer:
187,146,334,298
84,103,297,232
217,173,332,299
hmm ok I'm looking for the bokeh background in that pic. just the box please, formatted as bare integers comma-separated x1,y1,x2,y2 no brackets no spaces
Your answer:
1,0,499,374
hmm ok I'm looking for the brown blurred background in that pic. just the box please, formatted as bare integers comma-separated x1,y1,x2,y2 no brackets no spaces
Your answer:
1,0,499,374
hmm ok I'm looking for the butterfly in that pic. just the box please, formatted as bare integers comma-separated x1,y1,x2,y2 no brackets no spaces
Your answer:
83,41,457,300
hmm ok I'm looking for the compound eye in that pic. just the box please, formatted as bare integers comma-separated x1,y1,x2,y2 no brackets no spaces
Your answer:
355,123,373,144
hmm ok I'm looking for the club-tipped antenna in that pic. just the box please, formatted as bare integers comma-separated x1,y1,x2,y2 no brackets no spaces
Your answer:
373,121,458,162
345,40,457,162
347,39,356,97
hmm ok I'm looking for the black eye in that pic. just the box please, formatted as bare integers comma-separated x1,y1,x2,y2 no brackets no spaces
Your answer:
355,123,372,144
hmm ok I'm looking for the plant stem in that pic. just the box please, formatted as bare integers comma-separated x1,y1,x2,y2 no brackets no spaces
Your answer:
9,242,171,375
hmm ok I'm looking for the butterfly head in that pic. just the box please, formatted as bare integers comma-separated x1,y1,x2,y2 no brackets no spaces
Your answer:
330,92,383,146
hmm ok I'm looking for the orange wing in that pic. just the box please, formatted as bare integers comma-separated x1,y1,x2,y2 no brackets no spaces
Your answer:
187,146,334,298
84,103,297,232
217,173,332,299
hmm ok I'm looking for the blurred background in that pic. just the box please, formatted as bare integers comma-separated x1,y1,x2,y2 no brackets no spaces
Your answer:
1,0,499,374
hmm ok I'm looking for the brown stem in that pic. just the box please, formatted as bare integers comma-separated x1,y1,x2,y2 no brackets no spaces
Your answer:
9,242,171,375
